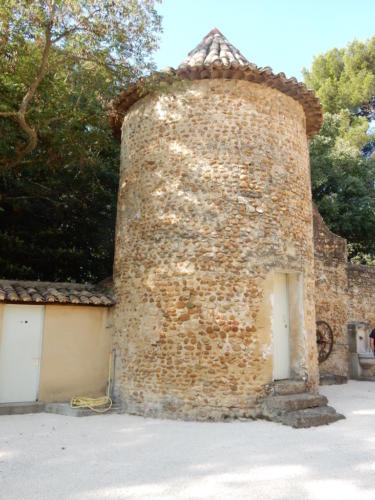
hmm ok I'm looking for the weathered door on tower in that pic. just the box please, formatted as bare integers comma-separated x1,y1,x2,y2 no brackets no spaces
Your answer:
272,273,291,380
0,305,44,403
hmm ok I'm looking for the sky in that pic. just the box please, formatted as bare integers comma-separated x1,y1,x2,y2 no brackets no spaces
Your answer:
154,0,375,81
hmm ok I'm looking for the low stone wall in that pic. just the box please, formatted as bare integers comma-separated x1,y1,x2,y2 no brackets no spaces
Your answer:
347,264,375,328
313,206,349,378
313,207,375,380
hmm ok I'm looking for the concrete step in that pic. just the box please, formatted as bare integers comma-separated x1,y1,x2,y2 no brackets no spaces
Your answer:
45,401,117,416
0,400,118,417
277,406,345,429
262,393,328,416
272,379,306,396
44,403,95,417
0,402,45,416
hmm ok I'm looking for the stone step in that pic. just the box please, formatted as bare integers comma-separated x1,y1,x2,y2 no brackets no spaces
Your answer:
272,379,306,396
319,374,347,386
262,393,328,416
277,406,345,429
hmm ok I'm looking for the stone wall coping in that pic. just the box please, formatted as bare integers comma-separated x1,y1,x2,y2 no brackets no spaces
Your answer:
347,263,375,276
313,204,347,244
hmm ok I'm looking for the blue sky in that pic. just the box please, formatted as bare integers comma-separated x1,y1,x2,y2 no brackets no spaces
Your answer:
154,0,375,81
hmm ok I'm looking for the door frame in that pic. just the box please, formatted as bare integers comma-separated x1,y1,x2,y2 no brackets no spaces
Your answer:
272,271,303,381
272,272,291,380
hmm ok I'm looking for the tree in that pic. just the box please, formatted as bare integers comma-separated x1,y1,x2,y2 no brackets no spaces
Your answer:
0,1,162,282
0,142,119,282
0,61,121,282
303,37,375,261
310,113,375,258
303,37,375,117
0,0,161,167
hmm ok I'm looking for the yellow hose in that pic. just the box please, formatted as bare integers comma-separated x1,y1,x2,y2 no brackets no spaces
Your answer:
70,352,113,413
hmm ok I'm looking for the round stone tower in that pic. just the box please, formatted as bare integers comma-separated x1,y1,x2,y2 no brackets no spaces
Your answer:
110,29,323,420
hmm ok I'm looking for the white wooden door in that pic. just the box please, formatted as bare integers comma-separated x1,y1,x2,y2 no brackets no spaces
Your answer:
272,273,291,380
0,305,44,403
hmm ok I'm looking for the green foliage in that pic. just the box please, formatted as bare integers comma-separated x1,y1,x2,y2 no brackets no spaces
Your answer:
304,36,375,262
303,37,375,114
0,0,161,165
0,62,120,281
0,148,119,282
310,113,375,257
0,0,161,282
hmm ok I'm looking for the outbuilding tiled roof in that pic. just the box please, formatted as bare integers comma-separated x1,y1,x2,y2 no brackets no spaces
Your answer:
0,280,115,306
109,28,323,140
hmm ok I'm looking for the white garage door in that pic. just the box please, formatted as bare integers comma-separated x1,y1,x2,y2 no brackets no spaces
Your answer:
0,305,44,403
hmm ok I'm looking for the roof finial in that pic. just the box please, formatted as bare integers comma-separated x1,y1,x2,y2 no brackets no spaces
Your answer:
207,27,223,36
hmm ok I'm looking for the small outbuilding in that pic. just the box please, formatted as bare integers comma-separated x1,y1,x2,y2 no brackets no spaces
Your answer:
0,280,114,404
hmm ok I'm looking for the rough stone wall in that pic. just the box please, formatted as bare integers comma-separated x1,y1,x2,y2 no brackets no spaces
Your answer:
347,321,375,378
347,264,375,327
113,79,319,420
313,206,349,378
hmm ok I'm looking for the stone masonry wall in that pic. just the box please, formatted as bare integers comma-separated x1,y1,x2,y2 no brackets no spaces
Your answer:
113,79,319,420
348,264,375,327
313,206,349,378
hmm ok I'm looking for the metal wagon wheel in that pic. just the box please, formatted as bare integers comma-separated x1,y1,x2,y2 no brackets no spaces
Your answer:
316,320,334,363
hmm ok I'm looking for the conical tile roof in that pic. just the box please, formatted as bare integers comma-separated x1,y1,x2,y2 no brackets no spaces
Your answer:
110,29,323,140
179,28,249,69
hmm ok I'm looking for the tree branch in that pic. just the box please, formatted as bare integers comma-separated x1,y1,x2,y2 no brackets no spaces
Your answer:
2,7,55,168
51,9,102,43
20,26,52,115
52,26,81,43
0,111,18,118
3,194,66,206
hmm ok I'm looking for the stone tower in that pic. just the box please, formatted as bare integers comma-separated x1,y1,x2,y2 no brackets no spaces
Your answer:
110,29,323,420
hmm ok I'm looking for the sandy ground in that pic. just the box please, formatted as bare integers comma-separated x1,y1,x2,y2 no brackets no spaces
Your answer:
1,381,375,500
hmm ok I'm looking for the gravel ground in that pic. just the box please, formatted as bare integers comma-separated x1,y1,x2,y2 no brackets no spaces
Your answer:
1,381,375,500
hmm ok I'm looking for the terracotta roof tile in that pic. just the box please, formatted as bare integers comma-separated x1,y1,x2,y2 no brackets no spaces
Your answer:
109,28,323,140
179,28,249,69
0,280,115,306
